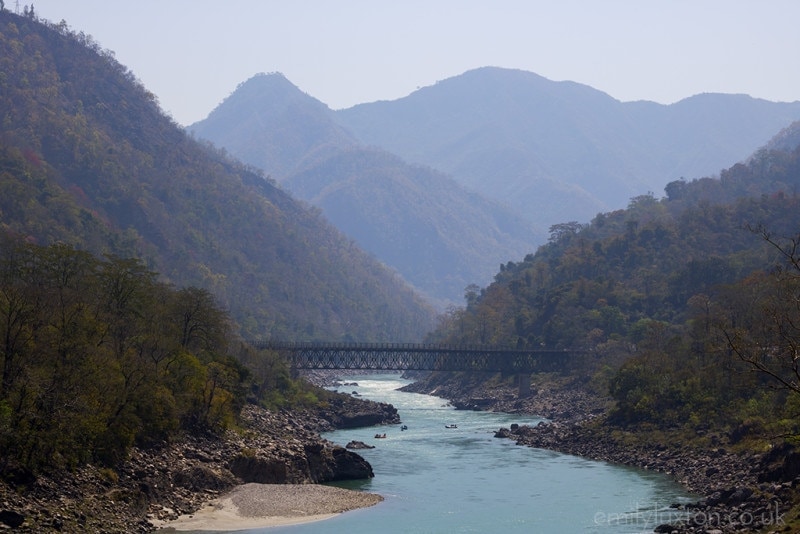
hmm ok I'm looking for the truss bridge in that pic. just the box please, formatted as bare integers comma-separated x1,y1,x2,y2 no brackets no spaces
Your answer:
256,341,582,375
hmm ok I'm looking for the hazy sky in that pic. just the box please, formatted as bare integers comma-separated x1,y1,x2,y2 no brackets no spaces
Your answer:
28,1,800,126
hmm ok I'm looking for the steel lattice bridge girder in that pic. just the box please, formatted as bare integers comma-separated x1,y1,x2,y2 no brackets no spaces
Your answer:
255,341,581,373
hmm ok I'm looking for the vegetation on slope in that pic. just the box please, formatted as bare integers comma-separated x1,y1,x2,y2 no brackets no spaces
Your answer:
188,73,358,179
285,147,543,306
0,10,435,342
189,73,545,306
0,8,437,483
0,235,287,471
428,142,800,438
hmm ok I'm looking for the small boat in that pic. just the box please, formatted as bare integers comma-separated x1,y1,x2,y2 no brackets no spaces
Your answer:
445,424,458,429
374,433,387,439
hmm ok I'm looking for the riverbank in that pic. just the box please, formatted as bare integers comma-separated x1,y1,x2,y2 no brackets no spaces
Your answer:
399,370,610,422
497,421,798,533
404,370,800,533
155,483,382,532
0,393,396,532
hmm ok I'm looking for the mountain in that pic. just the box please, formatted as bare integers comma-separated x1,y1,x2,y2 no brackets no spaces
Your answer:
0,11,435,341
190,74,545,307
284,147,543,306
335,67,800,227
426,132,800,429
189,73,357,178
189,69,800,305
762,120,800,153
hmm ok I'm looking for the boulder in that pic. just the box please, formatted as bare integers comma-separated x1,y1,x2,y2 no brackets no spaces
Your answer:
337,411,388,428
328,447,375,481
758,443,800,483
346,440,376,450
172,465,237,492
494,428,513,439
304,444,374,482
318,396,401,428
229,454,289,484
0,510,25,528
726,486,754,504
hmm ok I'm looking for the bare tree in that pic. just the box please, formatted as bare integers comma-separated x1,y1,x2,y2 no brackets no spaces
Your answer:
717,225,800,394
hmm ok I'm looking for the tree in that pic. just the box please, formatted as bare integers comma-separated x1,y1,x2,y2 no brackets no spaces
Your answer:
464,284,481,306
174,286,229,354
0,236,252,470
717,226,800,395
664,178,687,201
548,221,584,244
0,236,39,399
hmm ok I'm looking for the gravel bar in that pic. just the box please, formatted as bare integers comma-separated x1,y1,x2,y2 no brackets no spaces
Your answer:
228,483,383,517
157,483,383,532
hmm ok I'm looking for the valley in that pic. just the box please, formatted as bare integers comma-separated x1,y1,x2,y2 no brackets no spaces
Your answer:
2,6,800,533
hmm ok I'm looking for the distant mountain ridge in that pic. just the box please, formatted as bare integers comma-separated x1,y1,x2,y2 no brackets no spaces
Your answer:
0,11,435,340
190,73,546,307
192,73,357,178
335,67,800,225
190,68,800,306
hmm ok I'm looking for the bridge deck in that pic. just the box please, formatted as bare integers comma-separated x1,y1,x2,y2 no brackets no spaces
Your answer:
256,341,579,373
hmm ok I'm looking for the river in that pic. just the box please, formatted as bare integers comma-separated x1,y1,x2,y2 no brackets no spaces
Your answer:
249,374,694,533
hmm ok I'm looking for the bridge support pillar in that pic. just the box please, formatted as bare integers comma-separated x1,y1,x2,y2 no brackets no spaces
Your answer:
517,373,532,397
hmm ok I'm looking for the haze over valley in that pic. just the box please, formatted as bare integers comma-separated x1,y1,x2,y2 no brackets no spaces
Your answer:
190,69,800,306
5,5,800,533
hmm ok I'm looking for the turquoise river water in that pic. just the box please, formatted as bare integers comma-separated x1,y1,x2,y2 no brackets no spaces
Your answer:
227,374,694,533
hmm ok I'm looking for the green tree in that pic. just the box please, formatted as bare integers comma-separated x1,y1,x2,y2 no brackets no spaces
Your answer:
0,236,252,470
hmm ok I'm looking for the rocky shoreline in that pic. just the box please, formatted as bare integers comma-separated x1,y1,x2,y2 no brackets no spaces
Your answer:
399,370,609,421
0,393,398,532
496,422,797,533
405,371,800,533
6,370,800,533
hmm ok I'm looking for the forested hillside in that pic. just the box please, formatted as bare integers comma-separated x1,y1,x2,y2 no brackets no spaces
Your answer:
190,73,544,306
0,237,248,469
285,148,542,307
0,11,435,341
190,70,800,306
429,139,800,434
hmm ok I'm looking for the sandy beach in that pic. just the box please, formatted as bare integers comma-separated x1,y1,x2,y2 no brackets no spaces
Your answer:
155,483,383,532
